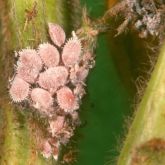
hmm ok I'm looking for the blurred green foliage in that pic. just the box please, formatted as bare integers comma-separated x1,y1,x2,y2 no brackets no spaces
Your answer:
75,1,133,165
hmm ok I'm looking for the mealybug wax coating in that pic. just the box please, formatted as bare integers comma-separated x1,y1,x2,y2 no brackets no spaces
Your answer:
9,23,95,161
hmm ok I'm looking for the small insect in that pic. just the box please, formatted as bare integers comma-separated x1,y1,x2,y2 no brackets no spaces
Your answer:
49,116,65,137
73,83,86,99
24,1,38,31
41,141,52,159
70,64,89,86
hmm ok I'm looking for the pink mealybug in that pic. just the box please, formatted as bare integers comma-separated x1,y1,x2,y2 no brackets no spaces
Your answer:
9,76,30,102
70,64,89,85
17,65,40,84
38,43,60,67
52,146,59,160
73,83,86,99
56,86,79,112
75,67,89,82
82,52,92,61
62,32,81,66
41,141,52,159
16,49,42,83
49,116,65,137
38,66,68,94
49,138,60,160
82,51,95,68
30,88,53,110
17,48,42,70
48,23,66,47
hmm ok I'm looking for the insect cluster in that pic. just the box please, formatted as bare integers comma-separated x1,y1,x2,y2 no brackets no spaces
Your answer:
106,0,165,40
9,23,95,161
127,0,165,38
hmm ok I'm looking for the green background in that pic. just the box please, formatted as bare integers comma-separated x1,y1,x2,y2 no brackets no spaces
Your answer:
75,0,132,165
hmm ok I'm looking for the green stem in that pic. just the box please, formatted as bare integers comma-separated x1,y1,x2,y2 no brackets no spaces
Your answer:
118,43,165,165
1,104,30,165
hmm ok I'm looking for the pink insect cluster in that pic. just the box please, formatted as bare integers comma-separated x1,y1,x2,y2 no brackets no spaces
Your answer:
9,23,95,160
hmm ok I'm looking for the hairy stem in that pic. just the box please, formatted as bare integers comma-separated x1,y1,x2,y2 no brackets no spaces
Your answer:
117,43,165,165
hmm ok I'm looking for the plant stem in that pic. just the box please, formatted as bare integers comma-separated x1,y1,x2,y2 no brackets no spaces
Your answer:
118,43,165,164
